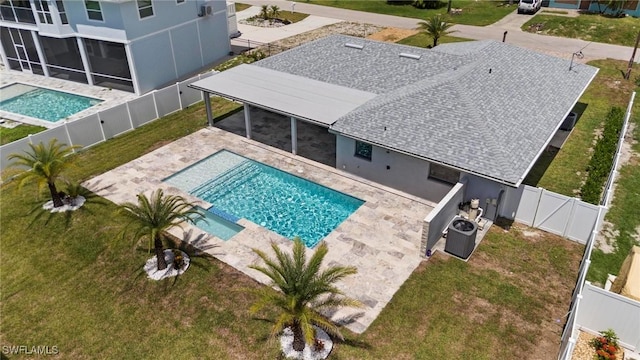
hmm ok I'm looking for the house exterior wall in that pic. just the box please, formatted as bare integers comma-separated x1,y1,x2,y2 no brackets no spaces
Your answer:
335,135,453,203
0,0,230,94
459,173,505,221
128,9,229,94
548,0,640,16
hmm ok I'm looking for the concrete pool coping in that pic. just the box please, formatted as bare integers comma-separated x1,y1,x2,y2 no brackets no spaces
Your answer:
84,127,436,334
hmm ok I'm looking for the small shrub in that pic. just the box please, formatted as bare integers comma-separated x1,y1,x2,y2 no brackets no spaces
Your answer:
412,0,444,9
589,329,621,360
580,107,625,204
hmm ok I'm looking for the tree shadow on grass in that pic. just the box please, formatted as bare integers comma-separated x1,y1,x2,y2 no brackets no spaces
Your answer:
118,231,219,294
26,183,112,229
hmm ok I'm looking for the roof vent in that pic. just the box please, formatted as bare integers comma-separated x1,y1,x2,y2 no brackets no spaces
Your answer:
399,52,421,60
345,43,364,50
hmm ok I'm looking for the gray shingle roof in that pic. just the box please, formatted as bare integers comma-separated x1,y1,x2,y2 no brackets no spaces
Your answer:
254,35,598,186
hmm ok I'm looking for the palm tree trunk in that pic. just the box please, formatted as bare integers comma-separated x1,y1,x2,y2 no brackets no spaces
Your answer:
155,236,167,271
48,182,64,208
292,323,306,352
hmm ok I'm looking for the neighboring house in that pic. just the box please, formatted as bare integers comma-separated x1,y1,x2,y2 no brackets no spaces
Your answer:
191,35,598,219
547,0,640,17
0,0,231,94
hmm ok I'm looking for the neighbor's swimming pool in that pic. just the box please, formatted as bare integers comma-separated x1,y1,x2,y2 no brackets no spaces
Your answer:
164,150,364,247
0,83,102,122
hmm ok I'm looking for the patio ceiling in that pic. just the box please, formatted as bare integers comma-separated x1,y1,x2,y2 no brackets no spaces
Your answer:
189,64,377,126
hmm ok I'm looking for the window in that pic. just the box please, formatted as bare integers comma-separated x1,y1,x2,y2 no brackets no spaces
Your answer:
56,1,68,24
354,141,373,161
85,1,102,21
137,0,153,18
428,163,460,184
34,0,53,24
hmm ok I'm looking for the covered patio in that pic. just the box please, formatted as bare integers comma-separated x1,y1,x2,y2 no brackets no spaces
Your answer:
215,106,337,167
189,63,376,159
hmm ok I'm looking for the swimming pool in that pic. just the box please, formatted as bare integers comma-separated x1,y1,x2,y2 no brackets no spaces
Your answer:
190,206,244,241
0,83,102,122
165,151,364,247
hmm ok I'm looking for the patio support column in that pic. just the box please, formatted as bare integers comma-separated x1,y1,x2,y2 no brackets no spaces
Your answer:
76,37,94,86
290,116,297,155
244,103,252,139
203,92,213,126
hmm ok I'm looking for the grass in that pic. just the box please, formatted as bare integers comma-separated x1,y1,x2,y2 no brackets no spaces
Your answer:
522,13,640,46
306,0,516,26
0,100,584,357
521,59,640,285
540,9,569,15
527,60,638,196
0,123,46,145
397,32,471,47
235,2,251,12
278,10,310,23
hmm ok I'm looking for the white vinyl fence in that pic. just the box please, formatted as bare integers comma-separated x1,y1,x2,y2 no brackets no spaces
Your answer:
0,71,217,170
557,91,636,359
514,186,604,244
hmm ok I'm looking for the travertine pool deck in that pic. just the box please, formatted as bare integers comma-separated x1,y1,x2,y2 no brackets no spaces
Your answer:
84,127,436,334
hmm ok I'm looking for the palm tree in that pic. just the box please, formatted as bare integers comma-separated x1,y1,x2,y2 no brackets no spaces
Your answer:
269,5,281,19
259,4,270,20
250,238,361,352
118,189,202,271
7,139,80,208
417,14,455,48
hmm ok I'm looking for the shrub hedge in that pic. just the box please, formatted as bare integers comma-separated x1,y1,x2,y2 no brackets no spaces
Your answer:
580,106,625,204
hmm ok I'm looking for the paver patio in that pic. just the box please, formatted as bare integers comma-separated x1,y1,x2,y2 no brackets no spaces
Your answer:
85,124,436,333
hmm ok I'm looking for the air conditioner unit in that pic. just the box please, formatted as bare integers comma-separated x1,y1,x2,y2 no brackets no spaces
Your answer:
198,5,212,17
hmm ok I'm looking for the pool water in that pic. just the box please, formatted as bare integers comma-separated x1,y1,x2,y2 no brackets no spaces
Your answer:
0,83,102,122
165,151,364,247
190,206,244,241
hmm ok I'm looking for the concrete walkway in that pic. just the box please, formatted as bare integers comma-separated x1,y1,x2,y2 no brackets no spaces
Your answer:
237,0,637,62
233,6,342,44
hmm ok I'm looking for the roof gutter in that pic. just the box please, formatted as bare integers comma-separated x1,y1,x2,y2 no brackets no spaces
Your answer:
512,67,600,188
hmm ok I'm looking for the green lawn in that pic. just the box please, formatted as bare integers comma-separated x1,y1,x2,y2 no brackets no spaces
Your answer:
0,95,584,357
0,123,46,145
522,59,640,285
235,2,251,12
522,13,640,46
397,32,471,47
528,60,638,196
306,0,516,26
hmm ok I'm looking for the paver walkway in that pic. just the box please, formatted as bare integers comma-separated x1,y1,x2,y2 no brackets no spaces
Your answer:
237,0,637,62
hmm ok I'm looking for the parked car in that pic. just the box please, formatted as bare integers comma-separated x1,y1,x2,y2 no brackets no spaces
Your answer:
517,0,541,14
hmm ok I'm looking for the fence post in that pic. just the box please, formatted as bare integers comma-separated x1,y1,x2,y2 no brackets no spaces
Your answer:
176,83,183,110
151,91,160,119
97,112,107,141
125,102,135,130
63,120,74,150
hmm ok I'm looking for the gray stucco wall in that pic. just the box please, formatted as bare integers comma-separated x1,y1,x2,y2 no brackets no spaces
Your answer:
128,14,229,94
421,182,465,256
336,135,453,203
118,0,225,40
460,173,505,221
129,31,176,94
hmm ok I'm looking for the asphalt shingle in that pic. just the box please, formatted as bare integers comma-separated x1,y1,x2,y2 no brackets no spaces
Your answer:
255,35,598,186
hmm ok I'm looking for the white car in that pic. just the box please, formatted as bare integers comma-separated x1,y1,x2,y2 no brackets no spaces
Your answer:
518,0,542,14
